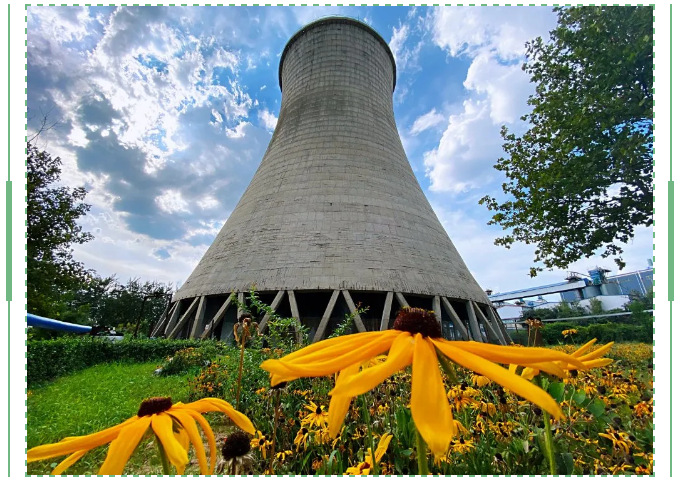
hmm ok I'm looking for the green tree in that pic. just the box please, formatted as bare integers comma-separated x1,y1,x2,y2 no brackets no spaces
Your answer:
480,6,653,276
27,142,94,319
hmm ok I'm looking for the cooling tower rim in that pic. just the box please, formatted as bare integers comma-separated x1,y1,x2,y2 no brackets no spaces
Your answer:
278,16,397,92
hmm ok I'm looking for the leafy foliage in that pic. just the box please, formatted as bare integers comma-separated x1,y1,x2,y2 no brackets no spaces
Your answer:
27,337,225,385
27,142,94,319
480,6,653,276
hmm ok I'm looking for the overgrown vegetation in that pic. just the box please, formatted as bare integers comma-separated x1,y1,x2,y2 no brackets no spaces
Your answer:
27,337,226,386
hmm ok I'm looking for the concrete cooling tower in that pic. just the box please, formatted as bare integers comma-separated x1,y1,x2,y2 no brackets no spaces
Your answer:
152,17,511,345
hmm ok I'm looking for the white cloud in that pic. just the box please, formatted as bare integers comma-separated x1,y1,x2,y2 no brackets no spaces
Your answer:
28,6,95,44
423,99,500,193
432,6,555,60
464,53,533,124
155,189,191,214
225,121,250,139
388,22,424,73
258,109,278,131
410,108,446,135
196,196,219,210
424,7,557,194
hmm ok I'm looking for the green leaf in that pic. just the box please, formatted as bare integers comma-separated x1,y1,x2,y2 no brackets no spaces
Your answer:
548,382,565,402
588,398,606,418
572,390,587,406
556,452,575,475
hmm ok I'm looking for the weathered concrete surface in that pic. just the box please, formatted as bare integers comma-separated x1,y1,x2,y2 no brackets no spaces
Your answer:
174,18,492,312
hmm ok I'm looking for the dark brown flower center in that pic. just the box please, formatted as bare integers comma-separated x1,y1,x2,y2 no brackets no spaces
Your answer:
315,407,322,415
393,307,442,339
138,397,173,417
222,431,251,459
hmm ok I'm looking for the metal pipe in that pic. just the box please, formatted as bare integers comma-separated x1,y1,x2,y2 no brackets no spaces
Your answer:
27,314,91,333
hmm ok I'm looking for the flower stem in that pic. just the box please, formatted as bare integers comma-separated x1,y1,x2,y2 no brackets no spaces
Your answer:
269,389,281,475
235,334,245,411
155,435,172,476
415,428,429,476
543,411,557,475
359,394,378,476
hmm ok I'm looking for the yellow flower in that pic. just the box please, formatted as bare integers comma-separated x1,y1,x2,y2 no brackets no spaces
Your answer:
275,450,293,464
471,373,492,387
509,338,615,380
345,433,392,475
562,328,578,336
301,401,328,428
250,430,272,459
451,436,475,454
27,397,254,476
598,427,634,454
294,427,311,450
261,307,582,457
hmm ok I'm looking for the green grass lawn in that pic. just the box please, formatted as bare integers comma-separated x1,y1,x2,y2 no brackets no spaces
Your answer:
27,361,231,475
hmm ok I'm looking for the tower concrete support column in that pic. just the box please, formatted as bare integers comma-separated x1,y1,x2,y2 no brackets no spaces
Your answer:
442,297,470,341
258,290,285,332
189,296,207,340
314,290,340,342
380,291,394,331
342,290,367,333
200,293,235,339
465,300,485,342
168,297,200,339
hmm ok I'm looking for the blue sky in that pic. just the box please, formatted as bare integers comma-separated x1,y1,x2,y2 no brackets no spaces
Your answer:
26,5,653,300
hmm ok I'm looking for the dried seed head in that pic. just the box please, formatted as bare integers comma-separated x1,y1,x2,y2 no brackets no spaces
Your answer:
222,431,252,460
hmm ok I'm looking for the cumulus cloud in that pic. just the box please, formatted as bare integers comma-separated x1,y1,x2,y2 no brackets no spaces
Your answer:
410,108,446,135
431,6,555,60
423,6,556,194
258,109,278,131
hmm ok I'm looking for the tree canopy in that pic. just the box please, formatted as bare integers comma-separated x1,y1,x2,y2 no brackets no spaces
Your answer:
480,6,653,276
27,142,94,319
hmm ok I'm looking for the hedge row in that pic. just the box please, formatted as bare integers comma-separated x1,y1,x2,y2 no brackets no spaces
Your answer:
27,337,226,385
540,322,651,345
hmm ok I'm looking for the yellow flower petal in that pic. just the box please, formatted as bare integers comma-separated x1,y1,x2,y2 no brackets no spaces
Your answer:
410,335,454,457
524,361,568,379
51,450,88,475
442,340,586,368
151,413,189,474
570,339,598,358
579,342,614,362
581,358,615,370
281,332,397,364
329,332,414,397
374,434,393,464
262,332,398,381
98,417,151,475
168,410,210,476
280,331,395,362
182,399,255,435
181,409,217,475
27,416,140,463
328,363,360,437
432,340,564,420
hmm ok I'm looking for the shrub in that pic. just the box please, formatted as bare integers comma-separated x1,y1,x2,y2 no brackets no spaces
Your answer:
540,322,650,345
156,345,225,376
27,336,226,385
